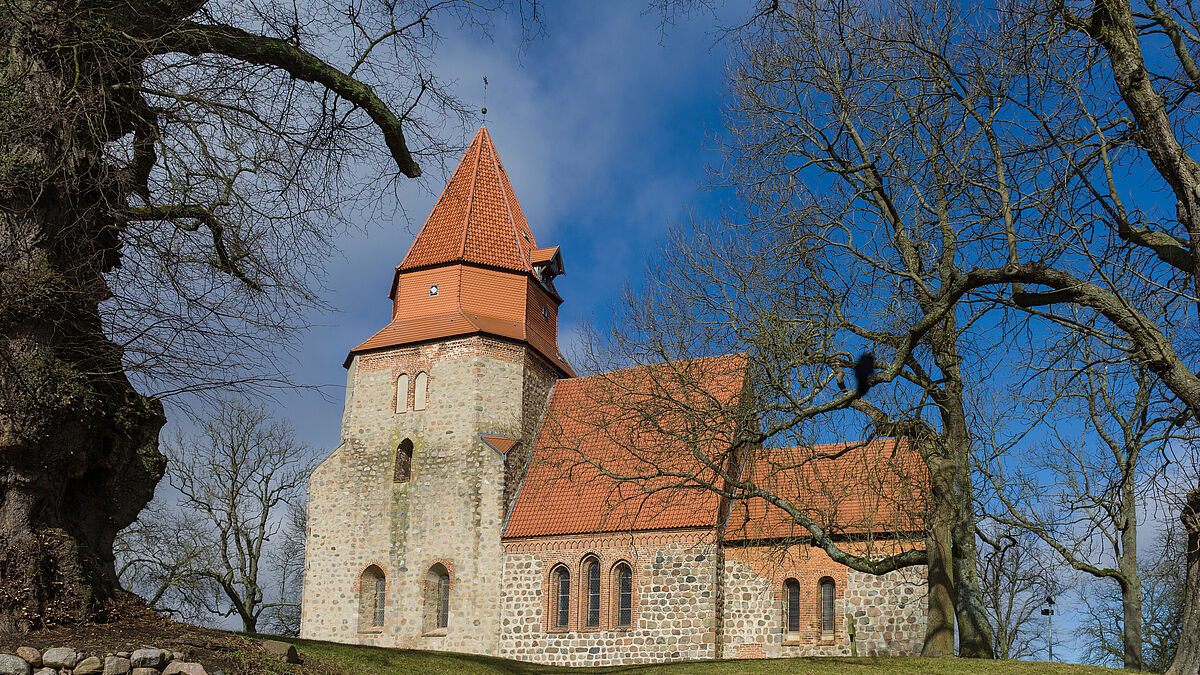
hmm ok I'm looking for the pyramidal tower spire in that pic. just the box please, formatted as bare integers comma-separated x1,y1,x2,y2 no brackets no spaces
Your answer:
346,128,571,374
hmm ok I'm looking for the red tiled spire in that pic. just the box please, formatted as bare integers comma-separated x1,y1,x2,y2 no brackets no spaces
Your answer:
399,128,538,273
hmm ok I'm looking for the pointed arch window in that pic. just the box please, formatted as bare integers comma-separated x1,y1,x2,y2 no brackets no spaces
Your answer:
395,373,409,413
394,439,413,483
820,577,836,634
424,563,450,632
414,371,428,411
613,562,632,628
783,578,801,635
359,565,386,631
583,557,601,627
551,565,570,629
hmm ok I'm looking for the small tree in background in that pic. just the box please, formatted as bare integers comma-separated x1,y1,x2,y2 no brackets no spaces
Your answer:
117,398,314,633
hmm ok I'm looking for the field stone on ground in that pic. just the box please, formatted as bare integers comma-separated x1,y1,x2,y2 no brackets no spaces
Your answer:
74,656,103,674
131,669,160,675
104,655,132,675
260,640,299,664
33,669,54,675
129,649,165,669
0,653,31,675
14,648,38,667
40,648,76,669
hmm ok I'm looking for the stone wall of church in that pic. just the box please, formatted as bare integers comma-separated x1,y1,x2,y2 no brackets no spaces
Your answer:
301,335,558,655
498,530,721,666
721,544,926,659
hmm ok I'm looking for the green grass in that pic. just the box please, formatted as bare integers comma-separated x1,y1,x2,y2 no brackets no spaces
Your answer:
285,636,1130,675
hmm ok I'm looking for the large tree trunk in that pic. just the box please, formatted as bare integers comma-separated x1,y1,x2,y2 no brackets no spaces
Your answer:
1166,489,1200,675
0,7,166,631
922,453,957,657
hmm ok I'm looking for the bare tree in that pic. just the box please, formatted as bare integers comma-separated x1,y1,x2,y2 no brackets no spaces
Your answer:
117,398,313,632
1078,515,1188,673
977,526,1064,660
163,397,314,633
646,0,1200,669
0,0,540,630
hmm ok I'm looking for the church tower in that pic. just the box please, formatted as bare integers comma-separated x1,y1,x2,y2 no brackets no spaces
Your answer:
301,128,571,653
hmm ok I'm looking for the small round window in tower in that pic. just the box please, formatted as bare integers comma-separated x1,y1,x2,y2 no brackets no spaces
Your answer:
429,285,439,297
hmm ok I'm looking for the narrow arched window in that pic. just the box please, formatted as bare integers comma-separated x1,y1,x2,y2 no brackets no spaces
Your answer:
395,373,409,413
424,563,450,631
552,566,570,628
783,578,801,634
820,577,836,634
359,565,385,631
394,439,413,483
414,371,428,411
584,558,601,627
613,562,632,627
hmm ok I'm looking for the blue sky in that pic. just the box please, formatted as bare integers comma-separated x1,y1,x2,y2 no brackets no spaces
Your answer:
262,4,739,452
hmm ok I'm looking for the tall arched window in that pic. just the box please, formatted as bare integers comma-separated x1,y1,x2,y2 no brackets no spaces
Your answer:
819,577,836,633
551,565,570,629
395,373,409,413
359,565,385,631
414,371,428,411
424,563,450,631
783,578,801,635
613,562,632,628
394,439,413,483
583,557,601,627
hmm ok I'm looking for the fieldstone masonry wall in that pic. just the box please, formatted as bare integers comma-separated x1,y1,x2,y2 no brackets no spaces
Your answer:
721,545,926,659
499,532,721,666
301,335,559,655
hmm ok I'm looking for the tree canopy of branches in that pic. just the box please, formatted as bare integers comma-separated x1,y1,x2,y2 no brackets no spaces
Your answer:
605,0,1200,668
0,0,538,631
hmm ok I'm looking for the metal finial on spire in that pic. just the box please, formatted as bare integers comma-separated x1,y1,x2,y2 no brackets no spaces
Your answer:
482,75,488,119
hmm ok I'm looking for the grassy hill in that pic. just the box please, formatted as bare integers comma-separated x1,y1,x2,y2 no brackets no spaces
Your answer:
289,637,1128,675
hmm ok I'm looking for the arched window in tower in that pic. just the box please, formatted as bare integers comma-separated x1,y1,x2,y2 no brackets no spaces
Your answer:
783,578,801,635
551,565,570,629
393,439,413,483
395,373,409,413
819,577,836,634
414,371,428,411
358,565,385,631
613,562,632,628
424,563,450,632
582,557,601,627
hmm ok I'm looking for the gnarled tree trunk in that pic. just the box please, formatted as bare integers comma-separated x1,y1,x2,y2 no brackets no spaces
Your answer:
1167,490,1200,675
0,4,166,631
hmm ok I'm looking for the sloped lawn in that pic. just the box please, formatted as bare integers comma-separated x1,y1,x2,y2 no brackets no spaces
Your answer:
288,637,1129,675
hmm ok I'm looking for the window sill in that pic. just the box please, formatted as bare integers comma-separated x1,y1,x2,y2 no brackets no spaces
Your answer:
818,632,837,643
422,629,447,638
358,629,383,635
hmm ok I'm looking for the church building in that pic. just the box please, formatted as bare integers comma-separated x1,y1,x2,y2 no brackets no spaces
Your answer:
299,128,927,665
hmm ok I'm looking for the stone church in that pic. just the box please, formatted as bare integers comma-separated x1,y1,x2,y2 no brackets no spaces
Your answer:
299,128,927,665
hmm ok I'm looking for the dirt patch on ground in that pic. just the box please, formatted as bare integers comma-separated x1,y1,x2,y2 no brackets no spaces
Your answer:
0,596,339,674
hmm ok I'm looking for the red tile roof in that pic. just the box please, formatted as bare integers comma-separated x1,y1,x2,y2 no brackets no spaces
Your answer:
504,354,749,538
501,352,923,540
481,435,521,455
723,438,927,541
399,128,538,273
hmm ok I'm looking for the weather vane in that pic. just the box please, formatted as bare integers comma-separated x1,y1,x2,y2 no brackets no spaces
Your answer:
482,75,488,118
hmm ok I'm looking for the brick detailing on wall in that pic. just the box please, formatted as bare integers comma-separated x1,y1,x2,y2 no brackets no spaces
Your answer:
499,531,720,666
